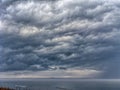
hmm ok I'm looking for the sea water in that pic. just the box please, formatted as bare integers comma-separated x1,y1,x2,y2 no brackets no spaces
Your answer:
0,79,120,90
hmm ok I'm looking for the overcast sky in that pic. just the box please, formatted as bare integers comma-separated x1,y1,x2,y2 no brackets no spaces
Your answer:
0,0,120,78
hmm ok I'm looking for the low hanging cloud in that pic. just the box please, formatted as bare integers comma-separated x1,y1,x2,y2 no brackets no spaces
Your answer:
0,0,120,78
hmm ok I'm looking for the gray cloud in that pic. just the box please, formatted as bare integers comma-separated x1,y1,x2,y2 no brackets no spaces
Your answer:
0,0,120,78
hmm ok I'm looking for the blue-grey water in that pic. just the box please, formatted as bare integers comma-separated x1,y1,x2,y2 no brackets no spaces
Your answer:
0,79,120,90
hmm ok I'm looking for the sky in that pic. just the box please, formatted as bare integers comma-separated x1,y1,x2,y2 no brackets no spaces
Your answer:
0,0,120,78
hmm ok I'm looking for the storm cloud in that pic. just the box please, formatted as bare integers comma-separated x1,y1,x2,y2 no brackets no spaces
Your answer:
0,0,120,78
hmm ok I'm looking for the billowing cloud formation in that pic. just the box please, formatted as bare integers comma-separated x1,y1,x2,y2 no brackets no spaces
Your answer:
0,0,120,78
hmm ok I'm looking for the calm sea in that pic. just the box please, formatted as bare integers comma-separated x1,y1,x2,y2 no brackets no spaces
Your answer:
0,79,120,90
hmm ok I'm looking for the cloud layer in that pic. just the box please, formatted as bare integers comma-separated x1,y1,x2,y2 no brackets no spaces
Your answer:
0,0,120,78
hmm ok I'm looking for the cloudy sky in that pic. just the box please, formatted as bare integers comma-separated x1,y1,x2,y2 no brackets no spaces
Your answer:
0,0,120,78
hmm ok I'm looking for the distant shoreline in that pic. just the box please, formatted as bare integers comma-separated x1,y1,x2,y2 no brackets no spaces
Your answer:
0,87,14,90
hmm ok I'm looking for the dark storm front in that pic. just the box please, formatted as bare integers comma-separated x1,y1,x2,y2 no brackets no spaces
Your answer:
0,79,120,90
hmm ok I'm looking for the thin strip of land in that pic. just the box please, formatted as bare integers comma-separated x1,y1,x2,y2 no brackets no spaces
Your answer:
0,87,14,90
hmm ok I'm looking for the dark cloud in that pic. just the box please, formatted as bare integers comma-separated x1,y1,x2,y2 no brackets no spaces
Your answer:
0,0,120,78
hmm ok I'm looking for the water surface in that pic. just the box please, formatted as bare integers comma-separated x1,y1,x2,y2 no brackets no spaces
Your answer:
0,79,120,90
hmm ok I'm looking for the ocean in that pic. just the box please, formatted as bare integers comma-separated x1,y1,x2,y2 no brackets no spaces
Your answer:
0,79,120,90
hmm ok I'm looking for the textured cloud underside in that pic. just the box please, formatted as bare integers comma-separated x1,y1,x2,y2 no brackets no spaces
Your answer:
0,0,120,78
